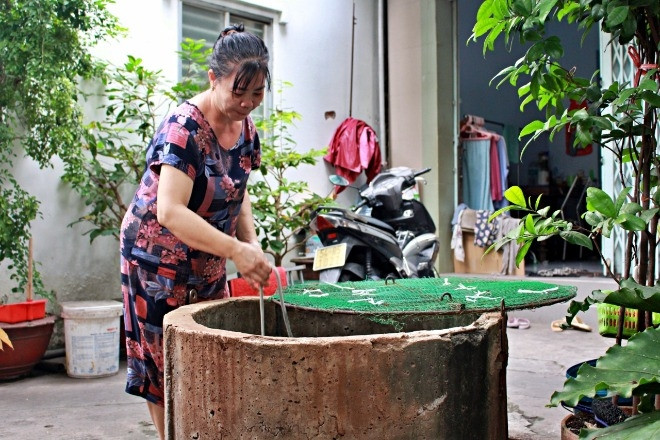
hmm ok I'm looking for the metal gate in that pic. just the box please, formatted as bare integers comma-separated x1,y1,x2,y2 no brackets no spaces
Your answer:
599,34,660,278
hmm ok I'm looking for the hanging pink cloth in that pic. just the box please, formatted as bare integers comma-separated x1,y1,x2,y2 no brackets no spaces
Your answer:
324,117,382,193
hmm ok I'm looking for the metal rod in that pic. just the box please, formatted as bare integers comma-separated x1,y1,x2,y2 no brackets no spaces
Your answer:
349,1,356,117
259,286,265,336
274,269,293,337
27,236,33,302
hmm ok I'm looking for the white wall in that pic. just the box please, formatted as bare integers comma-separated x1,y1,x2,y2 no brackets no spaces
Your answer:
386,0,458,272
387,0,423,169
270,0,383,204
1,0,384,312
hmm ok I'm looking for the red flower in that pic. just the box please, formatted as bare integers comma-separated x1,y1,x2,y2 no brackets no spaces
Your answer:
239,155,252,173
161,247,186,265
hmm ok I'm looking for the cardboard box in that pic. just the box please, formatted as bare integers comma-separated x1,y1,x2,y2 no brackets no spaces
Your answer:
452,209,525,276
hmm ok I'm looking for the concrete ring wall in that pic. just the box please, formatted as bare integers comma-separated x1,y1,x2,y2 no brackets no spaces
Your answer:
164,298,508,439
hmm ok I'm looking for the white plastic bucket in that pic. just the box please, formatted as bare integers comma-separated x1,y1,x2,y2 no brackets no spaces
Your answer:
60,301,123,378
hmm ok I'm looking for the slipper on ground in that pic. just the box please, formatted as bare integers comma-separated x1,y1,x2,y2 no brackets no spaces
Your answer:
571,317,592,332
507,317,530,329
550,317,592,332
551,319,566,332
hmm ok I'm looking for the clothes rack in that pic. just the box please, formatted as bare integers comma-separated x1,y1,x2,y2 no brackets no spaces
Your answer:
462,114,523,186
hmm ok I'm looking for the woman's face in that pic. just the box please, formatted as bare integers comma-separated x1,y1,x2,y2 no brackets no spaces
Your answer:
210,68,265,121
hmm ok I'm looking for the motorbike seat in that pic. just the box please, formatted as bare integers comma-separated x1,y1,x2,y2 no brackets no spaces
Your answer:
359,216,395,234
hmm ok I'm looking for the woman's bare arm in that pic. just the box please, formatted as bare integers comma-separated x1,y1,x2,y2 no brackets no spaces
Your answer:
156,165,270,285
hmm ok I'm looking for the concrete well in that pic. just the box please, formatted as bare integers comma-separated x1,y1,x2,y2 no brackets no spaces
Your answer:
164,298,508,439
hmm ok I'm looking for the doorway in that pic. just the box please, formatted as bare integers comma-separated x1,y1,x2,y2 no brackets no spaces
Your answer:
456,3,603,277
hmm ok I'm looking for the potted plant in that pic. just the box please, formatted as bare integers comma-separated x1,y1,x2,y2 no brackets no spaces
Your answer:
0,1,120,379
0,236,57,380
250,82,334,267
472,0,659,437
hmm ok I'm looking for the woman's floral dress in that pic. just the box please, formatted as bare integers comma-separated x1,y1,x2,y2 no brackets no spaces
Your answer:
119,101,261,406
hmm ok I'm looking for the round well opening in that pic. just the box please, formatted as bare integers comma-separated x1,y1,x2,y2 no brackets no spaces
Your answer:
191,299,483,337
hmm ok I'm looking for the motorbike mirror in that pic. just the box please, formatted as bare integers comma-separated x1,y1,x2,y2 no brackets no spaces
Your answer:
329,175,350,186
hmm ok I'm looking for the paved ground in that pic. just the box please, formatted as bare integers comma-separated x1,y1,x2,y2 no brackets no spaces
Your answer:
0,275,618,439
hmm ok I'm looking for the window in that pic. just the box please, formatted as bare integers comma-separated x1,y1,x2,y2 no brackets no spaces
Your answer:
181,2,272,122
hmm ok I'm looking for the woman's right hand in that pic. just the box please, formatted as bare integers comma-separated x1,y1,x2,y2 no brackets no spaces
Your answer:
231,241,271,289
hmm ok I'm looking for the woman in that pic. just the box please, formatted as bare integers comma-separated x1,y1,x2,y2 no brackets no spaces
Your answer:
119,24,272,439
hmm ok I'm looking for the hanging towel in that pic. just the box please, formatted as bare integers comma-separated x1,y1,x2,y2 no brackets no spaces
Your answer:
324,117,382,194
503,124,519,164
489,136,503,202
462,139,494,211
450,204,469,262
451,209,466,262
493,136,510,210
474,210,499,248
498,216,522,275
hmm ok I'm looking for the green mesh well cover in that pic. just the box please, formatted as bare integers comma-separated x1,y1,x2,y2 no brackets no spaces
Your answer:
272,276,576,314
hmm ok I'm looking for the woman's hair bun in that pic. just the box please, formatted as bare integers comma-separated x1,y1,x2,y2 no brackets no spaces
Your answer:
219,23,245,39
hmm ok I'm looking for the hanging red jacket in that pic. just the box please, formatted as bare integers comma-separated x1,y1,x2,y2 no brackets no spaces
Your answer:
324,117,382,193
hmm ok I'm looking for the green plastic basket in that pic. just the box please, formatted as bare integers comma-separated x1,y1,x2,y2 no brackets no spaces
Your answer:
597,303,660,338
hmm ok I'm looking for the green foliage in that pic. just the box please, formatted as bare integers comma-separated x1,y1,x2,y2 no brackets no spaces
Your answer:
63,39,210,241
550,327,660,407
487,185,594,268
0,0,120,300
549,327,660,439
471,0,660,156
251,83,333,266
579,411,660,440
472,2,660,434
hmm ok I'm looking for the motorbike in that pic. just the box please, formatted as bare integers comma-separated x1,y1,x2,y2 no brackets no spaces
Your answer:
310,167,440,282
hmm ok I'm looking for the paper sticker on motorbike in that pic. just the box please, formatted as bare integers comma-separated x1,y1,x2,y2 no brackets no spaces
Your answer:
313,243,347,271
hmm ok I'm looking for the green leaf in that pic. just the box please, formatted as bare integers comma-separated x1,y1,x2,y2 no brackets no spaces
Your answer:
537,206,550,217
476,0,494,20
619,202,642,215
640,90,660,107
520,120,544,137
536,0,558,22
472,17,499,38
515,240,532,267
580,412,660,440
504,186,527,207
524,214,536,233
586,187,616,218
615,213,646,231
600,278,660,313
543,36,563,59
511,0,533,16
640,208,659,223
606,6,629,27
550,326,660,407
559,231,593,250
535,194,543,210
614,187,631,214
488,205,517,221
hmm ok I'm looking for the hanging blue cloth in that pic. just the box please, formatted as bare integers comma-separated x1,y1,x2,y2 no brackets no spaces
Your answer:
462,139,494,211
493,137,510,210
